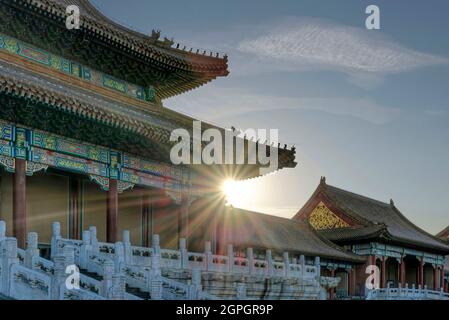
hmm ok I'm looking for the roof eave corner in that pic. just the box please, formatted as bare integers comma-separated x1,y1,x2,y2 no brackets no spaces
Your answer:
292,176,328,221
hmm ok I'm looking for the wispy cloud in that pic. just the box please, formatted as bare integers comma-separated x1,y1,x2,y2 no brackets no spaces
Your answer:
236,17,448,75
167,85,401,125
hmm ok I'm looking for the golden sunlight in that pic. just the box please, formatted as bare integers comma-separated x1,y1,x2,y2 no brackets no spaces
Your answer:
222,179,256,207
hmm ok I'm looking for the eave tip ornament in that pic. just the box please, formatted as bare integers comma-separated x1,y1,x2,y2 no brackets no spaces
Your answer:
390,199,395,207
320,176,326,185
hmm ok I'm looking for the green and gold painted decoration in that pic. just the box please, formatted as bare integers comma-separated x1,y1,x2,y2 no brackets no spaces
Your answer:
0,140,13,158
14,128,28,160
109,152,120,180
309,201,350,230
0,120,188,195
0,155,15,173
31,130,110,164
122,154,183,181
0,121,13,141
0,33,156,103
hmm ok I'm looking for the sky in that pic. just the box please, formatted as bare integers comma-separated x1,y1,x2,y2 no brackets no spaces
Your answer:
92,0,449,234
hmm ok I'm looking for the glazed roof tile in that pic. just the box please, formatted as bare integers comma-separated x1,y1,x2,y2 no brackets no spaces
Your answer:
223,207,365,263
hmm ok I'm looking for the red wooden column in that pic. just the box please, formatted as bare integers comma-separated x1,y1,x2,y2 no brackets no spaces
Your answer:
178,192,189,248
13,159,26,248
69,176,81,240
399,256,406,286
107,179,118,243
433,266,438,290
380,257,386,288
419,258,424,288
348,268,355,298
329,269,335,300
440,267,444,291
215,196,228,255
141,190,151,247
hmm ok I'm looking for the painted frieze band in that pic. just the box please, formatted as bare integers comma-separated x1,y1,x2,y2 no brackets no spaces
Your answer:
0,33,156,103
0,120,189,194
353,243,445,265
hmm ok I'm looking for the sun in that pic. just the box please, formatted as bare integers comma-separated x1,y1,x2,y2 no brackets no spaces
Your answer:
222,179,254,207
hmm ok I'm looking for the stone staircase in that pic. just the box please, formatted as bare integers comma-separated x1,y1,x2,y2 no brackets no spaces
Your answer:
0,221,140,300
125,285,151,300
79,268,151,300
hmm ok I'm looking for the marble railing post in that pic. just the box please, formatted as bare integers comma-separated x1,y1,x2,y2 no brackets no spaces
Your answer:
300,255,306,278
227,244,234,273
236,282,247,300
149,236,162,301
150,234,162,299
114,242,124,273
63,245,75,267
0,220,6,241
111,274,126,300
314,257,321,279
89,226,98,253
122,230,132,265
266,250,273,277
79,230,91,269
283,252,290,277
247,248,254,275
151,236,161,270
25,232,39,269
189,269,202,299
1,238,18,297
204,241,212,271
102,260,114,298
179,238,188,269
150,276,163,300
50,222,61,259
52,258,66,300
152,234,160,256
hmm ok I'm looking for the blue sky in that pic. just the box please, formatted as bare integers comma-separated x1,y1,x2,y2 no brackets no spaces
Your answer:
92,0,449,234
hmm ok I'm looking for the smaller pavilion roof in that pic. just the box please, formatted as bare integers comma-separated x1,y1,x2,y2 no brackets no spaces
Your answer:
294,177,449,254
436,226,449,243
221,207,365,263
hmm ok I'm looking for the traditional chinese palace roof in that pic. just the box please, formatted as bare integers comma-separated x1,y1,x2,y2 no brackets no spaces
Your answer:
221,207,364,263
0,0,297,180
294,178,449,255
0,0,229,100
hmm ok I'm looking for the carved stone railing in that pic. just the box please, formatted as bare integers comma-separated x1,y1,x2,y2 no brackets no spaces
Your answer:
160,275,189,300
31,255,55,276
122,264,150,292
9,264,52,300
1,219,342,300
48,221,327,300
0,221,137,300
366,285,449,300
